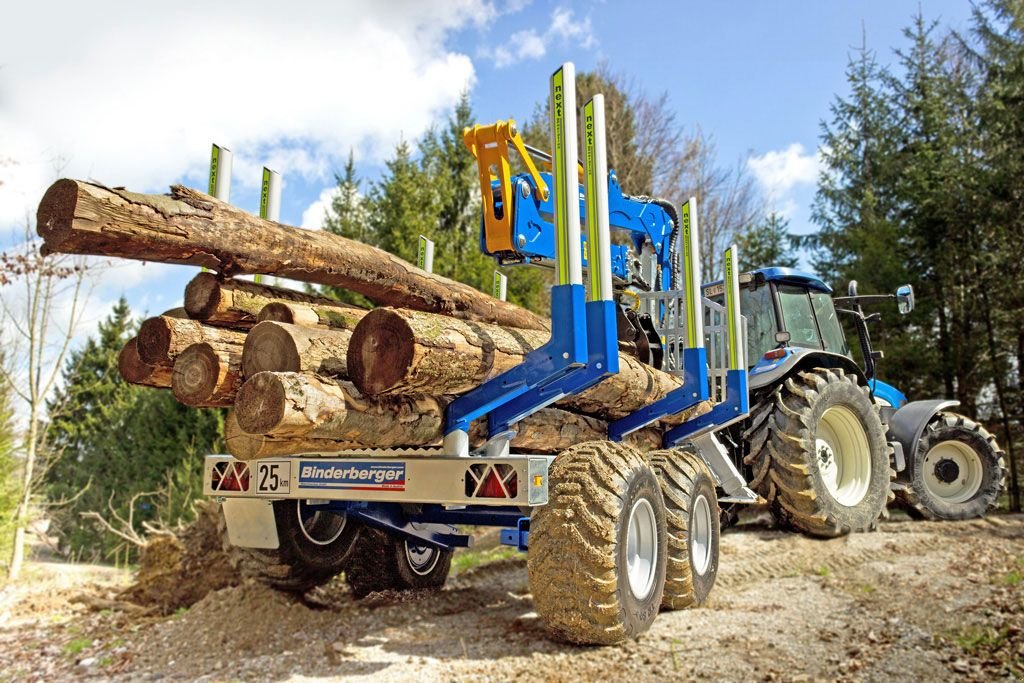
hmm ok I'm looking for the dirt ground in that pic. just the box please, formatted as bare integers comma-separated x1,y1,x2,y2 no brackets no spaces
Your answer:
1,514,1021,682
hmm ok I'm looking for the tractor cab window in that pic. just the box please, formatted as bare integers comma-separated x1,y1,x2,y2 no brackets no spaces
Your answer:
810,290,850,355
740,284,777,366
777,285,821,350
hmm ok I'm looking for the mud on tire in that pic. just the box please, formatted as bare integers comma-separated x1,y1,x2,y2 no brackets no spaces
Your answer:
648,447,720,610
235,500,361,593
344,527,453,598
528,441,667,645
744,368,894,538
897,412,1006,520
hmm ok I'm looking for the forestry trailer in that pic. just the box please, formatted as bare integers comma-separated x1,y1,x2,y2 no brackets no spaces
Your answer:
202,62,1005,645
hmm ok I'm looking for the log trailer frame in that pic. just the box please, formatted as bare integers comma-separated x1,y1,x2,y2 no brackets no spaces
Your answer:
206,62,758,642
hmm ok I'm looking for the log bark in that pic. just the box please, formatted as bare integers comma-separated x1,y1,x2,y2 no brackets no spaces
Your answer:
37,179,547,330
172,343,242,407
348,307,549,396
241,321,351,379
348,307,698,425
233,371,664,453
136,316,245,366
224,412,359,460
184,272,354,328
258,301,367,331
118,338,172,388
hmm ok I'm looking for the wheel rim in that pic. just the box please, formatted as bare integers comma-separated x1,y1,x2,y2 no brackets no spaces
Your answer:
923,440,984,504
295,501,346,546
626,498,659,601
404,541,440,576
691,494,713,576
815,405,872,506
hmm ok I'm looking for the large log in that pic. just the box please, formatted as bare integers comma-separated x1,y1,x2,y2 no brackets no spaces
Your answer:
184,272,355,329
258,301,367,331
118,338,172,388
172,343,242,407
233,371,663,453
37,180,547,331
241,321,351,379
224,412,359,460
137,316,245,366
348,307,698,426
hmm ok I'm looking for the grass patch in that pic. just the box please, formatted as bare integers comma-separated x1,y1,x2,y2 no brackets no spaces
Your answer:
998,569,1022,586
858,583,876,593
951,625,1010,654
815,565,831,577
64,638,92,656
452,545,522,574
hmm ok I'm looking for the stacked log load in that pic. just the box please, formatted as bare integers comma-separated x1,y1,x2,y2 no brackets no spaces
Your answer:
37,179,708,460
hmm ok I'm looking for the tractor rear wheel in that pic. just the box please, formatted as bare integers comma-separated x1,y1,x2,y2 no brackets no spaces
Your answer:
745,368,894,538
528,441,667,645
237,499,361,593
344,527,453,598
897,413,1005,520
648,447,720,610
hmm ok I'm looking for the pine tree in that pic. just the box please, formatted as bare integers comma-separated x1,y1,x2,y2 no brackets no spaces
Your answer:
737,212,798,270
44,299,223,561
322,151,372,307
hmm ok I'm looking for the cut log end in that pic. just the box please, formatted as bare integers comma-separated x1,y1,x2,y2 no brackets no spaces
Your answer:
183,271,222,320
258,302,299,325
35,179,79,242
241,321,303,377
172,343,229,406
137,316,175,365
118,338,171,388
347,308,415,395
234,372,288,434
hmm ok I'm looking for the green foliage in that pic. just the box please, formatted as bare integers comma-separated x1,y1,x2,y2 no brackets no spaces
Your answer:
738,212,798,270
43,298,223,562
0,354,19,570
322,152,372,307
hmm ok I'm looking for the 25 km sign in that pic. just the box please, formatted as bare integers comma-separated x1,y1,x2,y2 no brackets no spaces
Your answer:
255,461,290,495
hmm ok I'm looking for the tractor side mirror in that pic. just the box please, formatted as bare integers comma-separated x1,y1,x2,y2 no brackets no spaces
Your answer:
848,280,859,297
775,331,791,345
896,284,914,315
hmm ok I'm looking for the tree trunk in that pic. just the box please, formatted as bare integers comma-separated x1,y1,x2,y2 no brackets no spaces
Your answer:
37,179,547,331
348,307,549,396
241,321,351,379
224,412,359,460
136,316,245,366
184,272,353,329
347,307,694,425
232,372,663,454
258,301,367,331
171,343,242,407
118,337,173,388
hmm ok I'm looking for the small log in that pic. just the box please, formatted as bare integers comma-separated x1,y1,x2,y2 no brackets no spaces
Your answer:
184,272,355,329
348,307,548,396
241,321,351,379
233,371,665,453
172,343,242,407
118,338,172,388
257,301,367,331
137,316,245,366
37,179,547,330
224,412,358,460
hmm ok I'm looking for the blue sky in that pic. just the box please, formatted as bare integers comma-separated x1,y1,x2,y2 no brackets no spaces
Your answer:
0,0,976,339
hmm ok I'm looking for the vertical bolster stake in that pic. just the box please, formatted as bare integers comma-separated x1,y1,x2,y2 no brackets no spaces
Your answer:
681,197,704,348
257,167,282,284
551,62,583,287
583,94,613,304
208,144,233,202
723,244,743,371
417,235,435,274
493,271,508,301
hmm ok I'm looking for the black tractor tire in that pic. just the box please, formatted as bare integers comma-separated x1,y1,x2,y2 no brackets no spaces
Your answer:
236,500,361,593
528,441,668,645
647,447,720,610
344,526,453,598
744,368,894,538
896,413,1006,520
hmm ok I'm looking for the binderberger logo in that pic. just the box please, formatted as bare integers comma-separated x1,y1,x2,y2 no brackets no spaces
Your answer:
298,462,405,490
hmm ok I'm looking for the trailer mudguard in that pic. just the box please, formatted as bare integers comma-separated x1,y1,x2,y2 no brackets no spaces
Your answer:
887,399,960,470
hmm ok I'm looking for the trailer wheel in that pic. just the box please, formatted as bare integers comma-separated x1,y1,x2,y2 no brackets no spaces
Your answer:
648,447,720,610
745,368,894,538
344,527,453,598
897,413,1005,520
528,441,667,645
238,500,361,593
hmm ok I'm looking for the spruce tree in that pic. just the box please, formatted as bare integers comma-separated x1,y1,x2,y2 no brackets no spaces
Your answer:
737,212,798,270
322,151,372,307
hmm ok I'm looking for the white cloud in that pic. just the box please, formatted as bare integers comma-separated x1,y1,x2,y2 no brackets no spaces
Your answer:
491,7,597,68
747,143,820,198
301,186,340,230
0,0,487,231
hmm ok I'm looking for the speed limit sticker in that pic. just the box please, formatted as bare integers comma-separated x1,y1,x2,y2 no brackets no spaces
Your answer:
255,461,290,495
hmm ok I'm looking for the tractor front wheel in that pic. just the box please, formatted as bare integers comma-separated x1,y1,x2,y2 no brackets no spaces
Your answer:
897,413,1005,520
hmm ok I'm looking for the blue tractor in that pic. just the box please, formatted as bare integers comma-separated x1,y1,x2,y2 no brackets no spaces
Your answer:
708,270,1005,529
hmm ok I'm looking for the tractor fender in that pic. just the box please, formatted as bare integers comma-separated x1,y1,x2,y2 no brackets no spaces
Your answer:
748,348,868,394
887,399,960,473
